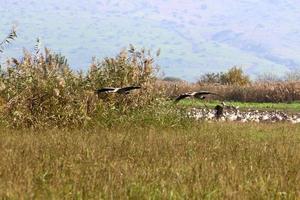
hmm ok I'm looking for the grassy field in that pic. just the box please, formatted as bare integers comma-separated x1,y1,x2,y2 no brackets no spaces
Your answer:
178,99,300,112
1,31,300,199
1,122,300,199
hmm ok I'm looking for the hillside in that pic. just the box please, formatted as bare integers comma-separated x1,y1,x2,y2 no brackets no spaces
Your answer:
1,0,300,80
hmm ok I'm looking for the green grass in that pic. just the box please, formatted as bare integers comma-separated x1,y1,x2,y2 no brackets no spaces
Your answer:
178,99,300,112
0,122,300,199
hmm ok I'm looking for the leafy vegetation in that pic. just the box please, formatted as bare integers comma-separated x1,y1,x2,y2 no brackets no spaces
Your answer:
0,44,163,128
162,76,183,82
198,66,251,86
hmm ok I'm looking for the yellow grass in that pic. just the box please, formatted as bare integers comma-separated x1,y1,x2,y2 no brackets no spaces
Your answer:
161,80,300,103
1,123,299,199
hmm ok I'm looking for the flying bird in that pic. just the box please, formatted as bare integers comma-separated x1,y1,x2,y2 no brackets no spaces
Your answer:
95,86,141,95
174,91,221,103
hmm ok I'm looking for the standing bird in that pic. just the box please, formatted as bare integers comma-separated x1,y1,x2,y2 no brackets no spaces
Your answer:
174,91,221,103
95,86,141,95
214,104,224,119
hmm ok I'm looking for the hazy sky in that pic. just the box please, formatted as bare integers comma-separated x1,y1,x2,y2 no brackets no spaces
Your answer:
1,0,300,80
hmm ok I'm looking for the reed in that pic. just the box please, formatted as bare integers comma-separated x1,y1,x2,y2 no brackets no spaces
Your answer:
0,46,162,128
162,80,300,103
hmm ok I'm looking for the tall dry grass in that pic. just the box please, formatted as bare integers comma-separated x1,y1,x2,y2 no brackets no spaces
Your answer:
0,123,299,199
0,26,17,53
162,80,300,103
0,46,162,128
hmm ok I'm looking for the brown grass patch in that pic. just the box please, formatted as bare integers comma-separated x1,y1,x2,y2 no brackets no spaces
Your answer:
161,80,300,103
0,123,299,199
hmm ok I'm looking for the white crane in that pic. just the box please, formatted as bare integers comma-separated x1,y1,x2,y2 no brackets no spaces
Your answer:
95,86,141,95
174,91,221,103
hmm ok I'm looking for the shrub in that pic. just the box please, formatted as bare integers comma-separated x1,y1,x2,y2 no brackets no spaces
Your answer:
162,76,182,82
86,46,161,111
284,70,300,82
0,49,89,128
220,66,250,86
198,67,251,86
198,72,222,84
256,73,282,83
0,45,162,128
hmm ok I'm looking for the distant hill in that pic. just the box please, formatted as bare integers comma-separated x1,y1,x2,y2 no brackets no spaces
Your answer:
1,0,300,80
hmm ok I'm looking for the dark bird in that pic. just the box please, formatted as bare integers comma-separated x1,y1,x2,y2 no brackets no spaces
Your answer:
174,91,221,103
214,104,224,119
95,86,141,95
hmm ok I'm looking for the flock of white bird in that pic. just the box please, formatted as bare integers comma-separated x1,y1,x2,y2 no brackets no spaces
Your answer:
187,107,300,124
171,90,300,124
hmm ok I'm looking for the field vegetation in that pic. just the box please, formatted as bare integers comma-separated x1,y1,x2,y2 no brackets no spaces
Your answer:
1,123,300,199
0,28,300,199
163,77,300,103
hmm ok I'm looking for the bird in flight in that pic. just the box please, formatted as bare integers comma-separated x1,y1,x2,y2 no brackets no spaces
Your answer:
95,86,141,95
174,91,221,103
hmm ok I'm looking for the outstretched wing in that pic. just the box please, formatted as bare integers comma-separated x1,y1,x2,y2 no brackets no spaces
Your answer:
194,91,222,98
95,87,116,94
117,86,141,94
174,93,191,102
